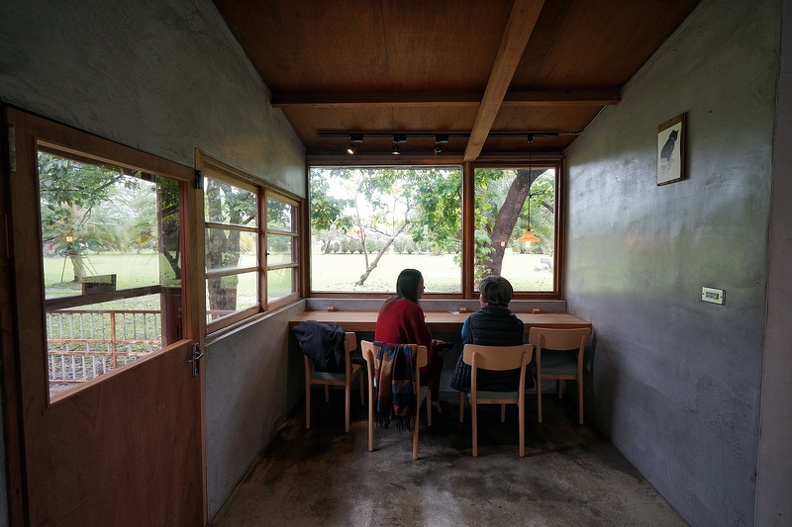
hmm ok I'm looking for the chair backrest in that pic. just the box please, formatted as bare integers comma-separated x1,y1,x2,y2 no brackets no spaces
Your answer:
360,340,427,377
528,327,591,353
462,343,533,372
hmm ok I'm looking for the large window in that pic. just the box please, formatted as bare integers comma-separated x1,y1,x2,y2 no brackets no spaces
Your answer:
473,166,556,292
309,163,559,296
310,166,463,293
200,155,300,332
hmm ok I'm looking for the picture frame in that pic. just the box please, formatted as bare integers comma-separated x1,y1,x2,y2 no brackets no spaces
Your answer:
657,113,686,185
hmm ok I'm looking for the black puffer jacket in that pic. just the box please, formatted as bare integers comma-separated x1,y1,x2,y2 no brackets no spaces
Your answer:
450,305,524,391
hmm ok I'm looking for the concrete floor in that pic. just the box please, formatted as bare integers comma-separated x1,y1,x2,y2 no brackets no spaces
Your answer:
210,391,690,527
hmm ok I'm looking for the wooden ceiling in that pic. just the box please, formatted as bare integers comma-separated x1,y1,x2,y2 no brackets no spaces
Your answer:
212,0,700,161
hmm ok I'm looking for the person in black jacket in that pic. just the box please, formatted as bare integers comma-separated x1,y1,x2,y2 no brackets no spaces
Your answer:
450,275,525,392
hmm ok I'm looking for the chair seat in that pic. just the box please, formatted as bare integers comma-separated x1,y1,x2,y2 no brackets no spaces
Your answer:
531,354,577,376
312,363,363,382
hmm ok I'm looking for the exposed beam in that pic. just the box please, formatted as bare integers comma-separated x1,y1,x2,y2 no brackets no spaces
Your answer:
271,89,620,108
464,0,545,162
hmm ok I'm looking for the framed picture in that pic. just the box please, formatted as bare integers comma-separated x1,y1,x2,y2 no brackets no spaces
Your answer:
657,113,686,185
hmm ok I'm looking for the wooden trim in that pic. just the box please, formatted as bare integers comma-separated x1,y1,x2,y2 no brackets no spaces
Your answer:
272,89,619,109
464,0,546,162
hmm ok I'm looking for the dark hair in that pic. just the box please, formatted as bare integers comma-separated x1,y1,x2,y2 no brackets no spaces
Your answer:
479,275,513,306
395,268,423,303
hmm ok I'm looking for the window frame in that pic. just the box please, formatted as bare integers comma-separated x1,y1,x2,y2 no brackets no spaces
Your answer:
197,152,301,335
305,156,564,299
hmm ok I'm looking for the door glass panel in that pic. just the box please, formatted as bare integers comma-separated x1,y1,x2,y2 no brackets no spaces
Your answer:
38,149,183,401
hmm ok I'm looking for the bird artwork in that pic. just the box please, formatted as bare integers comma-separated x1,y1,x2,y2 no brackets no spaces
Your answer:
660,129,678,163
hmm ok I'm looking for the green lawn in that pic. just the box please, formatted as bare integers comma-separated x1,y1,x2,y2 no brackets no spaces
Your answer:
42,248,553,303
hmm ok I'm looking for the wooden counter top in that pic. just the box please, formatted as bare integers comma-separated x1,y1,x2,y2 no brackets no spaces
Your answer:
289,310,591,333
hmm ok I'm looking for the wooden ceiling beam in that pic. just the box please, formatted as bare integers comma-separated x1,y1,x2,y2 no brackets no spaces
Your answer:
271,89,620,108
464,0,545,162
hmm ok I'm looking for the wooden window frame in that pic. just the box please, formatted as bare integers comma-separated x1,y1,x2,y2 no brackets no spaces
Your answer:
305,156,564,300
197,152,301,335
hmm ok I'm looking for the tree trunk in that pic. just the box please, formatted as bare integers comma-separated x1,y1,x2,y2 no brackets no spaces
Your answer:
355,221,409,285
482,168,536,277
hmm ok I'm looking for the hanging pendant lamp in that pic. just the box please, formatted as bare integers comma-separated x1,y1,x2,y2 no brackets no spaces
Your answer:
517,134,540,244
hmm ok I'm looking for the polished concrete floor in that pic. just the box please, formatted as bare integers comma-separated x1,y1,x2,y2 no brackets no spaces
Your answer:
210,391,690,527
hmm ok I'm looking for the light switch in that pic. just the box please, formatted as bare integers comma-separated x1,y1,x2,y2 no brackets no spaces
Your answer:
701,287,725,305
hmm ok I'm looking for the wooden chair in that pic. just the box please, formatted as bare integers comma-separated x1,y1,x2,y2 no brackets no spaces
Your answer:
360,340,432,460
460,343,532,457
303,331,364,433
528,326,592,424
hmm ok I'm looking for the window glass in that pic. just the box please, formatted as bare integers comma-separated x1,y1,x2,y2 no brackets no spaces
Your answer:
39,150,183,399
473,167,556,292
309,166,462,293
204,177,258,324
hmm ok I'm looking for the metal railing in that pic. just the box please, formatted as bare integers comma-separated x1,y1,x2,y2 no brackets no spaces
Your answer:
46,309,162,386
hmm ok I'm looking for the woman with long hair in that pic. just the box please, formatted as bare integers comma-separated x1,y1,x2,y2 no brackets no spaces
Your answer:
374,268,444,413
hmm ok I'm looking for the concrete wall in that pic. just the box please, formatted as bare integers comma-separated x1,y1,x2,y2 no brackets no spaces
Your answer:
0,0,306,523
564,0,781,525
755,1,792,525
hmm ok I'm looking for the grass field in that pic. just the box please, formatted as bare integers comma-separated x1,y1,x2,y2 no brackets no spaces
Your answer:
42,248,553,304
311,251,552,292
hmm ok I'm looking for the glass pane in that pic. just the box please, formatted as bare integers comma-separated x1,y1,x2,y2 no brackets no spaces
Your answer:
473,167,556,292
46,294,169,397
267,234,294,265
267,197,293,231
204,178,257,227
206,228,257,272
309,166,462,293
205,271,258,322
267,268,294,302
38,149,183,400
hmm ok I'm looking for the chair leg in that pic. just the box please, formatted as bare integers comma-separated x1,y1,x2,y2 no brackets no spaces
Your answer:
577,375,584,425
471,400,478,457
413,397,421,460
344,379,351,433
305,382,311,429
537,380,543,423
367,382,375,452
558,379,564,399
518,401,525,457
325,384,330,403
501,403,506,422
459,391,465,423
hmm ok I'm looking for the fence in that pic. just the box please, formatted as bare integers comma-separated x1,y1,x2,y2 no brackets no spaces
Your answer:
46,309,162,387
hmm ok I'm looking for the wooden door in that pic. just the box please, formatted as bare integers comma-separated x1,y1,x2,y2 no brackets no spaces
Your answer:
1,108,206,526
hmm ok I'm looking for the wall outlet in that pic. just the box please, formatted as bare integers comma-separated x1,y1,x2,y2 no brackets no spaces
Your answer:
701,287,725,305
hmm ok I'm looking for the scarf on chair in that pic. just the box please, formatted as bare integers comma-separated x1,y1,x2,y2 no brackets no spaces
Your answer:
373,341,416,430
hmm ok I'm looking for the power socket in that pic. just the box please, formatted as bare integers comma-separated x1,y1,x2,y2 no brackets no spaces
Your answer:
701,287,725,305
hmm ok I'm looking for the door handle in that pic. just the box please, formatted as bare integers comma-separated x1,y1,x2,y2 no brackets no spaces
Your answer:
187,343,204,377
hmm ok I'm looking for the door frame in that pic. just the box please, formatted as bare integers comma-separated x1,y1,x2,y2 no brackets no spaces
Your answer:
0,106,207,526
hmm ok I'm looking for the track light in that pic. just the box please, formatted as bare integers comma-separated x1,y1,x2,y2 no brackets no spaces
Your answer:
392,134,406,155
346,134,363,154
433,134,448,155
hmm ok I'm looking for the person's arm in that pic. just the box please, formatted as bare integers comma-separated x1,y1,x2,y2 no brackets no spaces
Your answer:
461,315,472,343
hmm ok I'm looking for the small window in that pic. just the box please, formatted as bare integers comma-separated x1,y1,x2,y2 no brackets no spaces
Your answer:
200,154,301,333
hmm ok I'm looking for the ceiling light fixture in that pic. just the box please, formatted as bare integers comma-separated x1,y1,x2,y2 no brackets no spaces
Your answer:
346,134,363,154
518,134,541,245
392,134,406,155
433,134,448,155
